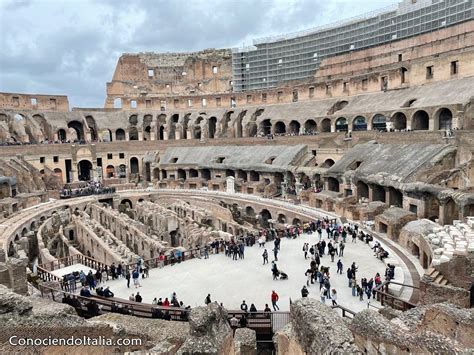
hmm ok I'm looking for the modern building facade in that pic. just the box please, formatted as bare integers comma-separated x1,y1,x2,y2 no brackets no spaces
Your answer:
232,0,473,91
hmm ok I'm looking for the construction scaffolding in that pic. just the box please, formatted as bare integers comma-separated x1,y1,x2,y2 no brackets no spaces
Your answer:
232,0,473,92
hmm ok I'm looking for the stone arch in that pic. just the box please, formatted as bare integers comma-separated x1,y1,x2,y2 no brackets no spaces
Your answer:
144,162,151,182
143,126,151,141
292,218,301,226
208,116,217,139
129,114,138,126
327,177,340,192
85,115,98,141
412,110,429,131
0,181,11,198
201,169,211,181
304,119,317,133
352,116,367,131
53,168,63,184
274,121,286,134
443,198,459,225
372,114,387,131
335,117,348,132
289,120,300,135
120,199,132,209
67,121,84,141
321,118,331,133
435,108,453,130
129,127,139,140
57,129,67,142
321,159,335,168
130,157,139,174
153,168,160,180
260,209,272,228
390,112,407,130
116,128,126,141
357,181,369,200
277,213,287,224
189,169,198,178
193,117,204,139
106,165,115,178
259,119,272,136
77,160,92,181
168,114,179,140
245,206,255,217
177,169,186,180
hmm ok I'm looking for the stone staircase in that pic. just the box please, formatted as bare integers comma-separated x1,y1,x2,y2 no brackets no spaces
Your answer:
425,267,449,286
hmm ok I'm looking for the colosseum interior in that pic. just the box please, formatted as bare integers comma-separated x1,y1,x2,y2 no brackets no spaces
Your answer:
0,0,473,353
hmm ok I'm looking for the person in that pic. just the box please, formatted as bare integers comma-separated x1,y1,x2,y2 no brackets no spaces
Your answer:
331,289,337,306
125,270,131,288
230,314,239,329
320,286,327,303
205,294,212,305
239,314,248,328
337,259,343,274
80,286,92,297
132,268,141,288
204,245,209,259
263,304,271,316
303,243,309,259
103,286,114,298
135,292,142,303
301,285,309,297
271,261,279,280
163,298,170,307
271,290,279,311
129,293,135,301
339,242,345,257
273,248,278,261
249,303,257,318
240,300,248,313
305,268,313,287
152,297,158,305
262,249,268,264
351,279,357,297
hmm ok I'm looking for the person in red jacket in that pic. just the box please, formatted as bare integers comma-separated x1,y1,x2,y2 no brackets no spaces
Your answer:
163,297,170,307
271,290,280,311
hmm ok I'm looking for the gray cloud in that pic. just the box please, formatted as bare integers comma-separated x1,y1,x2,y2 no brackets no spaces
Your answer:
0,0,397,108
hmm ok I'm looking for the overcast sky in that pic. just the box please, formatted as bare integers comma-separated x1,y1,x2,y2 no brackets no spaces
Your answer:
0,0,397,108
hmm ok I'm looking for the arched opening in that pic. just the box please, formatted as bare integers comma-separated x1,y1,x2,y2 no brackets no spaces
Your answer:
321,159,335,168
129,114,138,126
444,198,459,225
177,169,186,180
335,117,348,132
327,177,340,192
103,129,112,142
57,129,67,142
388,187,403,208
120,199,132,209
170,231,178,247
292,218,301,226
277,214,287,224
274,121,286,135
77,160,93,181
352,116,367,131
245,206,255,217
249,171,260,182
130,157,139,174
372,114,387,131
464,204,474,219
169,114,179,140
372,184,386,203
260,209,272,228
106,165,115,178
201,169,211,181
153,168,160,180
189,169,198,178
391,112,407,130
145,162,151,182
412,110,429,131
118,164,126,178
129,127,139,140
289,120,300,135
225,169,235,177
116,128,126,141
113,98,122,108
143,126,151,141
357,181,369,200
159,126,165,140
85,116,97,141
321,118,331,132
304,119,317,134
53,168,63,184
208,116,217,139
259,119,272,136
437,108,453,130
161,169,168,179
67,121,84,141
194,117,203,139
8,241,15,257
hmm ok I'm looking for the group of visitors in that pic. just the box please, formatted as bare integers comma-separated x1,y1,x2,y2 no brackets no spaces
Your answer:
60,180,116,199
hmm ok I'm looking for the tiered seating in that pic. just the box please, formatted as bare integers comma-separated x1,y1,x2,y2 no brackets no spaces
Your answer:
427,217,474,267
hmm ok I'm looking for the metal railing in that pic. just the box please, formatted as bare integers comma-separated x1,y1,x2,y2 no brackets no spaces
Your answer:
373,280,419,311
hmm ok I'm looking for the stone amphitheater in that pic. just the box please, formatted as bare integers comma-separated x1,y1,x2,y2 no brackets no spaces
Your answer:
0,0,474,353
